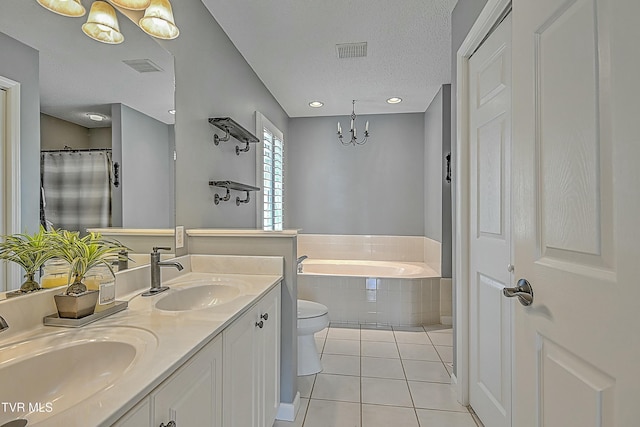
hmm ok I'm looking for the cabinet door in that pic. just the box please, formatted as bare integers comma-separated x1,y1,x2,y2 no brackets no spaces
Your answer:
112,398,151,427
258,285,281,427
152,335,223,427
223,304,260,427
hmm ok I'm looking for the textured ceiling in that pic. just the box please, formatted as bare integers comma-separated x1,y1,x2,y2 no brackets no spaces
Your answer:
0,0,174,128
201,0,458,117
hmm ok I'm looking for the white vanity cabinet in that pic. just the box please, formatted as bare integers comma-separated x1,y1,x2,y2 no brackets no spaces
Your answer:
152,334,223,427
223,283,281,427
113,334,223,427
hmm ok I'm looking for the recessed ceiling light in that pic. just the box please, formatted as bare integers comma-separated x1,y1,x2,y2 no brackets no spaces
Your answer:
309,101,324,108
386,97,402,104
87,113,107,121
168,109,176,115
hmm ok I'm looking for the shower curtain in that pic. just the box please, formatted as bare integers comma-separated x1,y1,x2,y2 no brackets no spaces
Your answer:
41,151,112,234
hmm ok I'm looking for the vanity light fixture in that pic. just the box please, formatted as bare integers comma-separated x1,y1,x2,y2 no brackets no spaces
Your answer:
309,101,324,108
82,1,124,44
139,0,180,40
386,97,402,104
109,0,151,11
337,100,370,146
36,0,180,44
36,0,86,17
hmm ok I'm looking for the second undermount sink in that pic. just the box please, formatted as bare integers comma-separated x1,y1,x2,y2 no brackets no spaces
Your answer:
155,283,243,312
0,327,156,425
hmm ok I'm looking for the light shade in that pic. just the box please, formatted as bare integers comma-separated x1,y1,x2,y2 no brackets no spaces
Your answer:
109,0,151,11
36,0,86,17
82,1,124,44
139,0,179,40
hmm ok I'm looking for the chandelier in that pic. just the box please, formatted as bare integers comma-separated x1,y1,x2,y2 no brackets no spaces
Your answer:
36,0,180,45
337,100,370,146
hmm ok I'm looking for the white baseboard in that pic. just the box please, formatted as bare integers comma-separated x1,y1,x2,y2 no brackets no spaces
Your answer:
440,315,453,325
276,392,301,422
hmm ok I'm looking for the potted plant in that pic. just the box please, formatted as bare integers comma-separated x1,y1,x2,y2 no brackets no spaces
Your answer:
0,227,55,296
51,230,127,319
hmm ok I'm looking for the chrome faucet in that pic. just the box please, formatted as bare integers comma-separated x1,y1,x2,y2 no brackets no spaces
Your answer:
296,255,308,273
0,315,8,333
142,247,183,297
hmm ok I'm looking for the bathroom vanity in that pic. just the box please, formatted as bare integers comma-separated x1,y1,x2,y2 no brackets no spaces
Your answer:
0,254,283,427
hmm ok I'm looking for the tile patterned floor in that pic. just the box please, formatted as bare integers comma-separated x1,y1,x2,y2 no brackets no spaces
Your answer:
274,324,482,427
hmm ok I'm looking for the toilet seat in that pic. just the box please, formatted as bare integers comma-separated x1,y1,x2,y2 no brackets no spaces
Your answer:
298,300,328,319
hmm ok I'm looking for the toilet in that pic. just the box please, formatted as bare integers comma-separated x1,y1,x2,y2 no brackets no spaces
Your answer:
297,299,330,376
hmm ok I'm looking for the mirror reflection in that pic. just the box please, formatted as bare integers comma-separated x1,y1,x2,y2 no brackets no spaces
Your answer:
1,0,176,235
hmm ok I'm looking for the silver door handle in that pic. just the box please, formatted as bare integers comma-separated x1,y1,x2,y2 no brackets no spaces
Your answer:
503,279,534,306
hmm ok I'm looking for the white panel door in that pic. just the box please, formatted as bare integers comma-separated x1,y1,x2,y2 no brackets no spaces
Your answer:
511,0,640,425
469,13,512,427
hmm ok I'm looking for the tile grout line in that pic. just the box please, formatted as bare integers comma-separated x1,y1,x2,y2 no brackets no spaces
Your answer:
394,325,424,426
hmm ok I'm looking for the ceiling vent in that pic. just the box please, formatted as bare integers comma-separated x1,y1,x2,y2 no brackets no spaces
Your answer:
336,42,368,59
122,59,164,73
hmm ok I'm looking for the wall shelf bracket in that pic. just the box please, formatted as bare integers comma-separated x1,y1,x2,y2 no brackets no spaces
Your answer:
208,117,259,155
209,180,260,206
236,191,251,206
213,187,231,205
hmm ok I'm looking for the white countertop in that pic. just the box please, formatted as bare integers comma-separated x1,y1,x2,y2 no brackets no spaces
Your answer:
0,255,283,426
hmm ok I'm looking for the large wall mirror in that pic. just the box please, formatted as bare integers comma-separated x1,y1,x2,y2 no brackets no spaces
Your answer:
0,0,176,239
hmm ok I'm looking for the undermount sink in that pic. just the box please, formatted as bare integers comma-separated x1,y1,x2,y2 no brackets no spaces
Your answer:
155,284,242,312
0,327,156,425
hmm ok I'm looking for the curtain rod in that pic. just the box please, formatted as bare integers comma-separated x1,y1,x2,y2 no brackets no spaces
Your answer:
41,148,112,153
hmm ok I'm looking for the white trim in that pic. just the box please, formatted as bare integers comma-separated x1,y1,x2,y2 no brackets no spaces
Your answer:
454,0,511,407
255,111,285,230
276,391,300,422
0,75,21,291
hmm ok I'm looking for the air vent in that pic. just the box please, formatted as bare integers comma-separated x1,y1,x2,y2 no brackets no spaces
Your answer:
122,59,164,73
336,42,367,59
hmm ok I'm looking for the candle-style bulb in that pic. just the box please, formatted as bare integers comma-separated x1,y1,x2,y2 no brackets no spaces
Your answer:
365,121,369,132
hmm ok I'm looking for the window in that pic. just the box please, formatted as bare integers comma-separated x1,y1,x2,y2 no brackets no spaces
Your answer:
255,112,284,231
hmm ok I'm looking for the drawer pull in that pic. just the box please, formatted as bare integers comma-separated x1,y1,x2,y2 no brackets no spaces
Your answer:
255,320,264,329
160,421,176,427
260,313,269,321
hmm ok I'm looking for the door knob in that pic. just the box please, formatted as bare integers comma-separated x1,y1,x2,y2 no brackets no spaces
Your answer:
503,279,534,306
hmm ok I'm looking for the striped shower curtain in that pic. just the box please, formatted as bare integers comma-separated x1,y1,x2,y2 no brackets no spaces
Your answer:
41,151,112,234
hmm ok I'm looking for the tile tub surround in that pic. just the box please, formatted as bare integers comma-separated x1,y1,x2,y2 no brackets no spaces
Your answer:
297,235,442,327
0,254,283,426
298,234,441,275
298,276,441,327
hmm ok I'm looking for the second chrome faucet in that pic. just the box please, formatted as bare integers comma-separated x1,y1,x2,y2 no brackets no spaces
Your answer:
142,247,183,297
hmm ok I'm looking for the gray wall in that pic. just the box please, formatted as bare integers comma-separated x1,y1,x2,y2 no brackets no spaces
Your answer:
158,0,289,232
424,89,444,243
441,85,452,278
155,0,292,404
113,104,172,228
0,31,39,233
424,84,452,278
287,113,425,235
40,114,112,150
